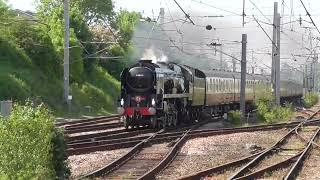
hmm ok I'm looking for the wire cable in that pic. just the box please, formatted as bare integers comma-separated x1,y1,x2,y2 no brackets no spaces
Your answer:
299,0,320,36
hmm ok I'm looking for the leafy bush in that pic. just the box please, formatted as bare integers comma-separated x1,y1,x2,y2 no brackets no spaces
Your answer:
255,85,293,123
228,110,241,125
52,128,70,179
0,102,69,179
303,92,318,108
260,103,293,123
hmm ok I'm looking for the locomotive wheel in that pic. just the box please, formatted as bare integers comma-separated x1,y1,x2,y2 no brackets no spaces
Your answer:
150,116,157,129
172,112,178,127
157,120,163,129
190,110,195,121
123,120,129,130
183,110,190,123
123,116,129,130
164,114,170,127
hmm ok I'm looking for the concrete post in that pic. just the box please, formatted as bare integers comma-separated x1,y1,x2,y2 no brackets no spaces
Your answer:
275,13,281,105
240,34,247,120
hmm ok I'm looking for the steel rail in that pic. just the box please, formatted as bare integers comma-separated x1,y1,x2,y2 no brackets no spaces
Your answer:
67,121,197,143
228,109,320,180
64,122,123,134
178,151,263,180
138,129,191,180
67,128,139,142
78,129,165,179
178,119,320,179
67,128,155,144
295,126,320,149
224,127,298,179
137,120,211,180
78,120,209,179
233,151,303,180
234,127,320,179
67,117,319,143
55,115,119,126
234,127,320,180
63,117,119,129
67,119,320,156
284,127,320,180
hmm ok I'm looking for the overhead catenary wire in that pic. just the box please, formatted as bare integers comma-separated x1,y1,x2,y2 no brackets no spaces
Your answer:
248,0,272,23
252,15,278,50
173,0,195,25
299,0,320,36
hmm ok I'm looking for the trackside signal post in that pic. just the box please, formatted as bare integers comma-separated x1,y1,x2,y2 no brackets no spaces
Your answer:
240,34,247,120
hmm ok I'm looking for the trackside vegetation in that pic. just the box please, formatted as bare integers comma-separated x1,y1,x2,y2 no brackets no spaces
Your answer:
303,92,318,108
0,0,140,117
228,110,242,125
255,86,293,123
0,102,70,179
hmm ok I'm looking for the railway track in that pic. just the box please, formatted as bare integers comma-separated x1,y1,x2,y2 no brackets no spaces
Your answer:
296,130,320,179
67,106,320,179
72,113,320,179
67,118,320,156
179,109,320,180
227,126,319,179
56,115,122,135
55,115,119,127
77,120,210,179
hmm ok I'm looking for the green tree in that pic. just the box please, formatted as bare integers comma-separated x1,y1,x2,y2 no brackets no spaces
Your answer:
37,1,84,81
73,0,114,26
115,10,140,49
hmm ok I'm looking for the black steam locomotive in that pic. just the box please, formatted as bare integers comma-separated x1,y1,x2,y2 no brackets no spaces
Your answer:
117,60,302,129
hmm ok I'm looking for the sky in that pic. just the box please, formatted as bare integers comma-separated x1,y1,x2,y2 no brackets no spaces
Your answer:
6,0,320,73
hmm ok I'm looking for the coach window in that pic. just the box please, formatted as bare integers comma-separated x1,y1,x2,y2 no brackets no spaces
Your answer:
231,80,234,92
237,79,239,92
225,80,227,92
221,79,223,92
216,79,218,92
231,80,233,92
221,79,224,92
212,79,216,92
217,79,219,92
225,80,228,92
226,80,229,92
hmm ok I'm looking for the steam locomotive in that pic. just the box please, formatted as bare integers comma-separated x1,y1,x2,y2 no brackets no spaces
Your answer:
117,60,303,129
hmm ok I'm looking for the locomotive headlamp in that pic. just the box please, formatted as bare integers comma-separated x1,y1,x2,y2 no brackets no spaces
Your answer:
151,98,156,106
148,107,156,115
120,98,124,106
